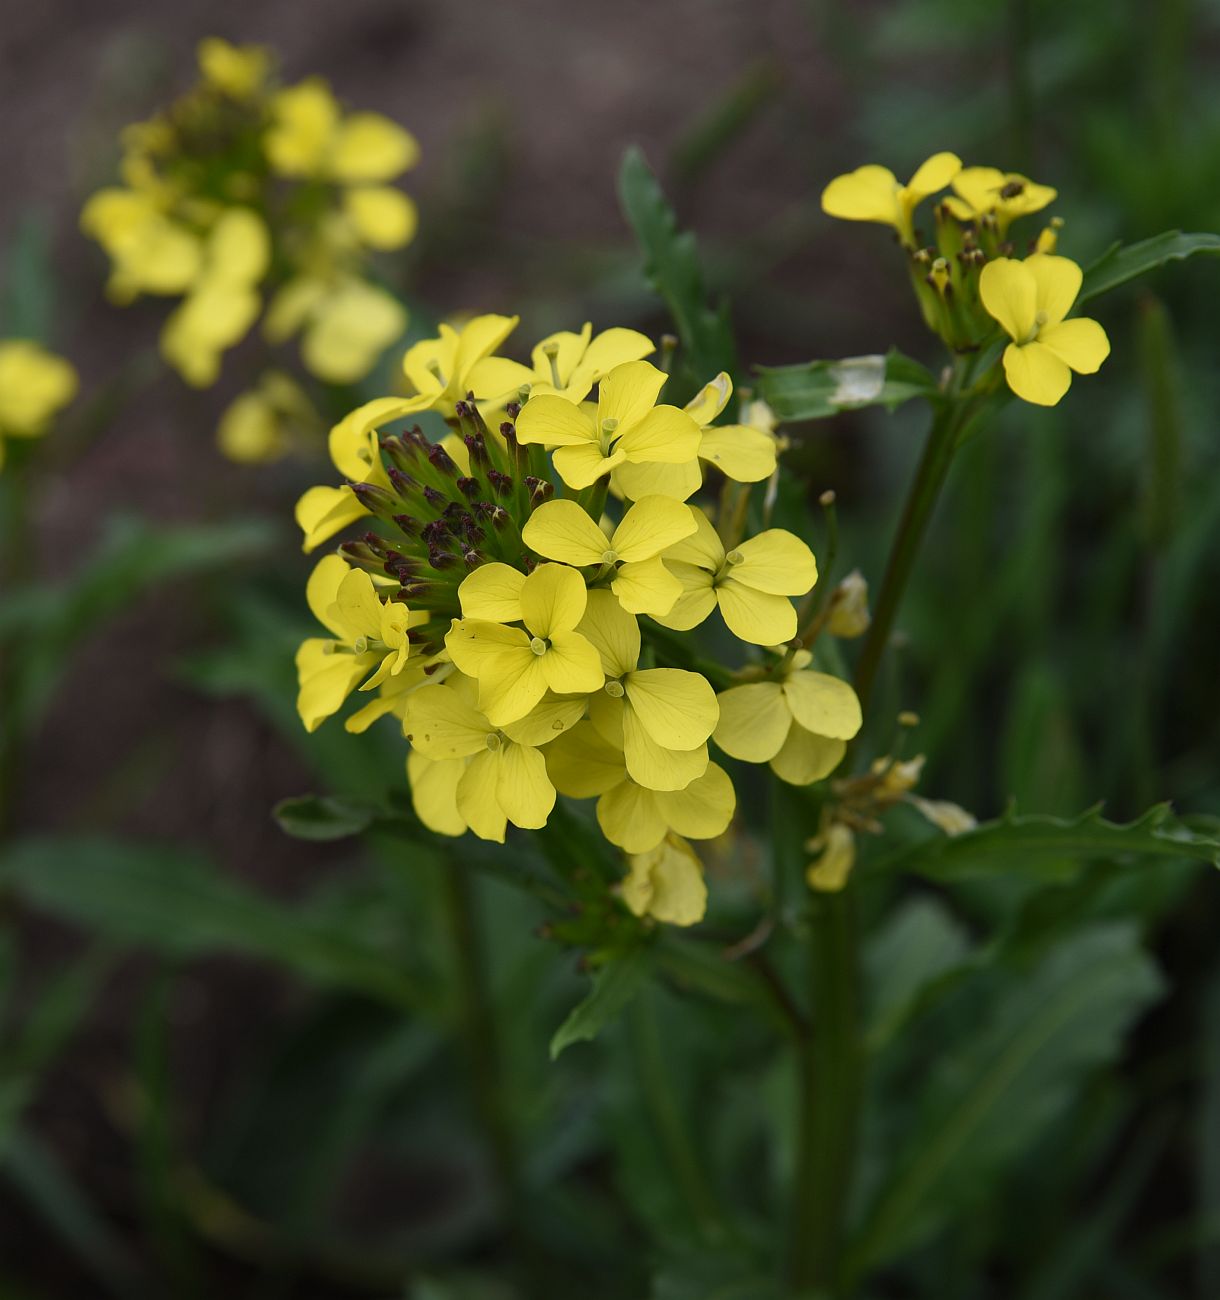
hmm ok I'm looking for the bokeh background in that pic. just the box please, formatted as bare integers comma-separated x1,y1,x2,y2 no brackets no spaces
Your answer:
2,0,1220,1295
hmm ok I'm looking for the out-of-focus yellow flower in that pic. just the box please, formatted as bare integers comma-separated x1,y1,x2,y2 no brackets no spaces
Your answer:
521,495,696,616
655,509,817,645
806,823,856,892
160,207,270,386
621,835,709,926
821,152,962,246
265,275,406,384
80,188,203,302
197,38,270,100
713,649,862,785
943,167,1057,234
827,569,871,638
0,341,78,471
266,79,419,184
516,359,701,491
980,254,1109,406
216,369,316,463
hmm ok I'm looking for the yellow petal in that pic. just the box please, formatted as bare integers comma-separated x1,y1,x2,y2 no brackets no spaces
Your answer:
782,671,862,740
618,406,702,465
1025,253,1082,327
807,823,856,891
0,342,78,436
949,166,1006,218
1002,340,1071,407
621,836,707,925
698,425,777,482
495,742,555,829
295,484,367,553
716,581,797,645
541,629,605,695
544,722,626,798
611,557,683,617
622,708,709,791
263,276,328,343
553,441,625,490
458,562,527,622
403,683,490,758
530,324,593,390
216,389,284,464
266,80,339,176
522,499,609,566
663,507,723,570
650,561,717,631
408,752,467,836
453,313,519,378
333,568,384,641
656,762,735,841
624,668,718,750
330,113,420,182
597,781,668,853
516,393,597,447
444,618,530,680
979,258,1037,343
295,638,378,731
612,458,702,502
208,208,269,283
344,185,418,250
478,648,551,727
466,355,536,407
611,494,697,562
576,588,641,678
729,528,817,596
684,372,732,426
712,683,791,762
521,562,587,637
907,151,962,198
572,328,655,390
597,360,668,429
821,165,899,225
1036,317,1110,374
328,396,426,480
455,750,507,842
302,282,406,384
500,695,588,748
769,725,846,785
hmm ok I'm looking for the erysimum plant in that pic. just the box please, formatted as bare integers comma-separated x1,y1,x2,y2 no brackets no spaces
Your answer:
276,146,1220,1297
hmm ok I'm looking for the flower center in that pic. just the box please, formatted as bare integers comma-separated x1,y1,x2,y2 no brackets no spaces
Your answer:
604,679,625,698
540,341,564,389
529,636,548,656
601,548,619,565
1023,310,1049,345
599,417,619,452
485,733,501,752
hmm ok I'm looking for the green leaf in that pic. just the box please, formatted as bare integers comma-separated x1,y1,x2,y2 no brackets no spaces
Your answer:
0,836,425,1010
754,348,938,422
874,803,1220,883
550,947,651,1059
2,212,56,342
1078,231,1220,303
274,793,378,841
849,924,1165,1274
618,146,737,391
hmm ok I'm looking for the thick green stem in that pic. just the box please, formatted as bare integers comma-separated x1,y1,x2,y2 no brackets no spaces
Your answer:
789,888,862,1296
852,392,970,720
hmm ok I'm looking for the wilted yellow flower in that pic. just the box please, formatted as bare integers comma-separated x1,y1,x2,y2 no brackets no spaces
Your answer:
806,823,856,892
621,835,709,926
0,341,78,470
980,254,1110,406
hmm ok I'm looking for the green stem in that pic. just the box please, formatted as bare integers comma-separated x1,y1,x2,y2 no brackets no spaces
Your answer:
852,385,972,721
789,888,862,1296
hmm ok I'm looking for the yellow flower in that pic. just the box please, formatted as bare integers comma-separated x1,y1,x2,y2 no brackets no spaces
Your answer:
404,678,584,842
713,650,861,785
979,254,1110,406
446,563,605,726
545,721,734,855
265,79,419,183
296,556,418,732
613,372,780,501
942,167,1056,233
827,570,871,638
160,207,270,387
576,590,719,791
465,321,655,409
0,341,78,470
196,38,270,100
515,360,701,490
621,835,708,926
401,315,521,418
654,509,817,646
342,186,418,251
521,496,696,616
806,823,856,892
216,370,316,464
265,275,406,383
80,188,203,301
821,152,962,246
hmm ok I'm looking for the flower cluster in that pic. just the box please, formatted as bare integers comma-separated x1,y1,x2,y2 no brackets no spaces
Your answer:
80,38,418,460
822,153,1110,405
294,315,863,924
0,341,78,471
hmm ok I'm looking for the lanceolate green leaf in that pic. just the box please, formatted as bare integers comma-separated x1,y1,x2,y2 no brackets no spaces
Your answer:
617,146,737,393
754,348,939,422
1078,231,1220,304
274,793,378,841
550,947,651,1059
0,836,425,1009
874,803,1220,882
848,925,1164,1276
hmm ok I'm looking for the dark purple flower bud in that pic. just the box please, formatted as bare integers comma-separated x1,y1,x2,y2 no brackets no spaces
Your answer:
392,513,421,537
464,434,490,468
488,469,514,498
505,400,521,419
457,475,480,500
350,481,397,516
423,485,448,510
428,442,459,477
